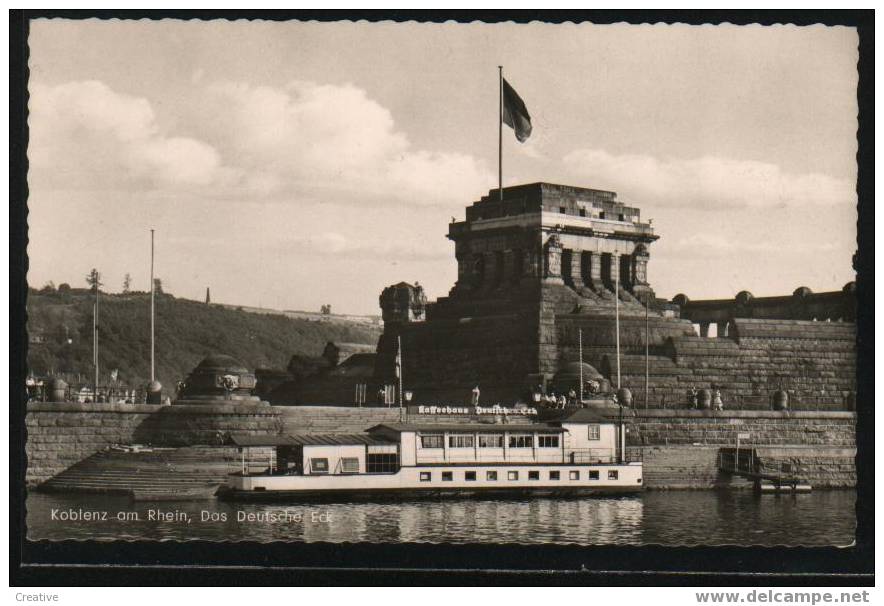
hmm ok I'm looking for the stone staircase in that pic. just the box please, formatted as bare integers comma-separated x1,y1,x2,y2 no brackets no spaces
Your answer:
38,446,248,498
606,321,856,410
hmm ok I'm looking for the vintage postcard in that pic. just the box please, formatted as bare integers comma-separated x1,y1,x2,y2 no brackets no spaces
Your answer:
14,12,871,581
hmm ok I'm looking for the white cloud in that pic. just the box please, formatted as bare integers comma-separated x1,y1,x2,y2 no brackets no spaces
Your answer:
193,80,492,206
563,148,855,210
29,79,493,209
29,80,222,189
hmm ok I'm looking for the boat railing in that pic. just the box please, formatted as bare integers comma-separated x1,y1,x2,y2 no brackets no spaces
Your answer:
567,449,617,464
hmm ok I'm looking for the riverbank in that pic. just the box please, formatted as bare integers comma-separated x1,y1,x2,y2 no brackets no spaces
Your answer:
26,403,856,491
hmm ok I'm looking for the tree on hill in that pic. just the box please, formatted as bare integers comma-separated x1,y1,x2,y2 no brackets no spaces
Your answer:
85,268,102,293
153,278,163,295
123,273,132,293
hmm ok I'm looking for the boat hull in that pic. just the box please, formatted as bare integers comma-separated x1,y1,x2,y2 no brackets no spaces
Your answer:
218,484,641,503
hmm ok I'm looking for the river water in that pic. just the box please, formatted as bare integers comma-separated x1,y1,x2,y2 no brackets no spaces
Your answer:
26,490,855,546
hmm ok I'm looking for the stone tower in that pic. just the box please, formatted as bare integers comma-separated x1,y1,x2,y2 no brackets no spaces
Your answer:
445,182,657,302
375,183,696,405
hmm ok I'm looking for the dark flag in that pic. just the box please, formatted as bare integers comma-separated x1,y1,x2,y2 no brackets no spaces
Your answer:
502,78,532,142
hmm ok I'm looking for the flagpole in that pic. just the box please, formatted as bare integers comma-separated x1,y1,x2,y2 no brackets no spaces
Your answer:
498,65,503,203
150,229,155,383
397,335,404,413
579,329,584,404
615,272,621,390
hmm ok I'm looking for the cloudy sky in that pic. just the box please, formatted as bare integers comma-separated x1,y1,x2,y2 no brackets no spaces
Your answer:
27,20,858,315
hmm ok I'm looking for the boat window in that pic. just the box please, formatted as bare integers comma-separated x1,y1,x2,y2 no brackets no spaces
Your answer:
569,470,579,480
465,471,477,481
420,434,444,449
528,471,540,480
508,434,533,448
310,458,329,474
340,457,360,474
448,434,475,448
549,471,560,480
442,471,453,481
589,470,599,480
420,472,431,482
366,453,399,474
508,471,519,481
538,434,560,448
486,471,498,481
608,470,619,480
588,425,601,441
478,434,504,448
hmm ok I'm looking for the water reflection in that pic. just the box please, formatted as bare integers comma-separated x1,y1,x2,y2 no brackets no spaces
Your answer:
25,490,855,546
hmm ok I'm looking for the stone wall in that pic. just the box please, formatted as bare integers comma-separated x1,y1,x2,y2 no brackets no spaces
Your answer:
619,410,856,489
753,446,857,489
26,404,856,489
26,402,161,485
623,409,855,447
609,319,856,410
278,406,401,433
25,402,401,485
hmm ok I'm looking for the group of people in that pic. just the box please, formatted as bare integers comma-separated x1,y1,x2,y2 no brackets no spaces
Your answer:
688,386,725,410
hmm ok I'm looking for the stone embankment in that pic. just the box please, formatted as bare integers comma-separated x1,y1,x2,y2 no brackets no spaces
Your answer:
619,410,855,489
26,403,856,490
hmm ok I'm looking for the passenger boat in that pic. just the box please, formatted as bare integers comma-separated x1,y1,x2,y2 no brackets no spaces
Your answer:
221,409,642,501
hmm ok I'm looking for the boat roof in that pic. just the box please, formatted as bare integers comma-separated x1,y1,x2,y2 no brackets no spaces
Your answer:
368,423,566,434
548,408,613,425
229,433,395,447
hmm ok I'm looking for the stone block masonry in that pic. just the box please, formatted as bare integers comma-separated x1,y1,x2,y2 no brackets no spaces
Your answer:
26,402,162,486
25,404,856,490
25,402,402,486
612,319,856,410
619,409,856,489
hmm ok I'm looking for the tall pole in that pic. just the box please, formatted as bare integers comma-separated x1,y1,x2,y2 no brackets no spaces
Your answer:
645,294,650,409
150,229,155,383
397,335,404,417
578,329,584,403
498,65,503,202
615,272,621,389
93,296,98,400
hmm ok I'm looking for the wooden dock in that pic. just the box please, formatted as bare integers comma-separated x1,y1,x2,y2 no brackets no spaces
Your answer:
718,447,812,493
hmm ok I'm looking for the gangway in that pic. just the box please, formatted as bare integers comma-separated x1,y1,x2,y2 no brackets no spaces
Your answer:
717,433,811,492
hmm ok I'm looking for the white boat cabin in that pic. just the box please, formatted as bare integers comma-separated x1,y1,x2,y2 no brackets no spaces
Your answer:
231,409,625,476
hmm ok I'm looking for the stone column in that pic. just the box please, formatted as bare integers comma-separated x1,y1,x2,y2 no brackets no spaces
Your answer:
452,251,471,295
543,235,564,284
716,321,729,338
587,251,603,291
699,322,710,337
610,253,621,292
568,249,585,290
521,248,540,285
633,250,649,286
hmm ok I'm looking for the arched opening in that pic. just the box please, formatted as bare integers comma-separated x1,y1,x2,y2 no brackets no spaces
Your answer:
581,251,592,284
601,253,613,289
619,254,632,290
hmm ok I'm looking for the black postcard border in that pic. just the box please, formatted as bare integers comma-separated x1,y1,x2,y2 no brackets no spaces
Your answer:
9,8,875,587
